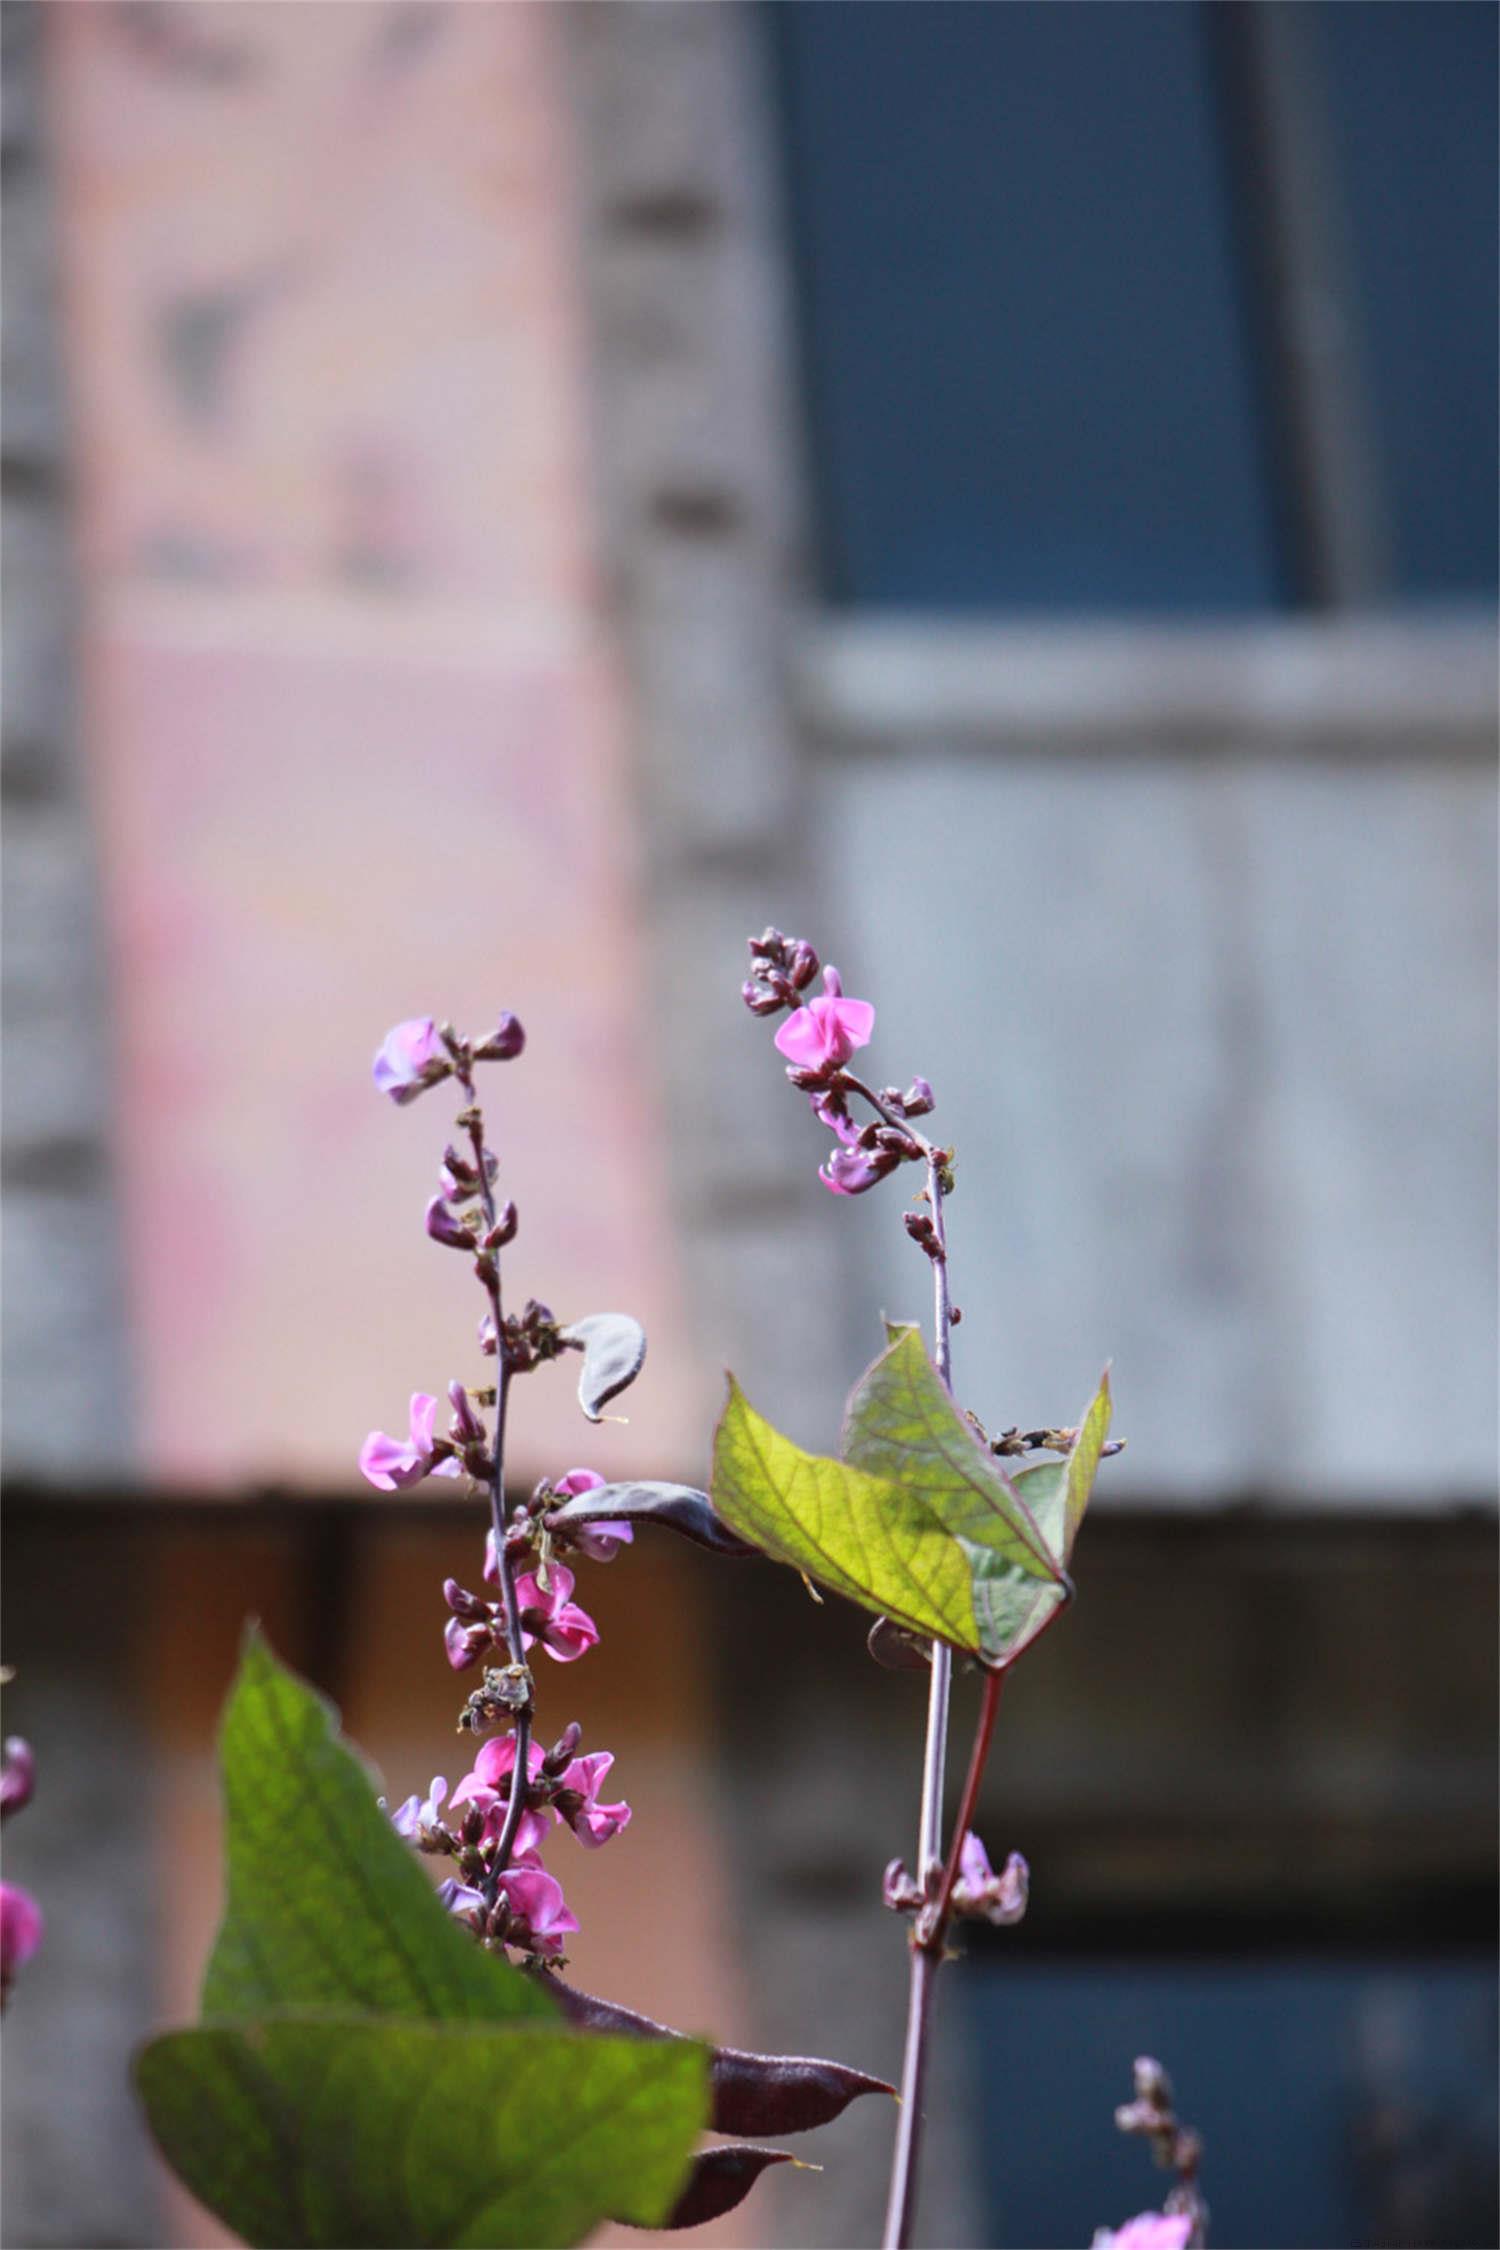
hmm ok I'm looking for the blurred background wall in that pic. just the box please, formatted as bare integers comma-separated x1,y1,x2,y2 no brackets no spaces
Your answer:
3,5,1495,2247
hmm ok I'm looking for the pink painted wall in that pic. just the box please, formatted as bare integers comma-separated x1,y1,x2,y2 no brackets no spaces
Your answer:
48,1,703,1492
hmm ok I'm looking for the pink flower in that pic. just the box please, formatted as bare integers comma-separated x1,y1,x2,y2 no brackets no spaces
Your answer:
513,1564,600,1663
494,1865,579,1959
451,1731,544,1813
372,1017,448,1104
435,1877,486,1927
552,1468,634,1562
1091,2215,1193,2250
389,1776,449,1841
554,1750,631,1848
358,1393,463,1492
1,1883,43,2000
773,967,875,1072
819,1145,891,1196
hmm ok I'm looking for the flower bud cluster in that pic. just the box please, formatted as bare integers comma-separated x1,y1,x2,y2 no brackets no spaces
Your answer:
743,931,949,1205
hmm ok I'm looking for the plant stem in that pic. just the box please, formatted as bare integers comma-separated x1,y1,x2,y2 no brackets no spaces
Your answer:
883,1153,955,2250
464,1090,534,1884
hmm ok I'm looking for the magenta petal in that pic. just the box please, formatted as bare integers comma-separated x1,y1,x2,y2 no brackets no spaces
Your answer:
408,1393,440,1455
539,1603,600,1662
574,1797,631,1848
574,1520,633,1563
359,1431,423,1490
773,1007,826,1067
443,1618,485,1672
552,1468,606,1498
0,1883,44,1979
831,996,875,1051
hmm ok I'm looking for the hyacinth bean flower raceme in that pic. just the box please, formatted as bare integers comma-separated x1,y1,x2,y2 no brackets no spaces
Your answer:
773,967,875,1072
372,1017,449,1104
1091,2214,1194,2250
358,1394,463,1492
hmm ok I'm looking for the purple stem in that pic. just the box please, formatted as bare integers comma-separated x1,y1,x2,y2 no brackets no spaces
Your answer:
462,1087,533,1886
882,1150,955,2250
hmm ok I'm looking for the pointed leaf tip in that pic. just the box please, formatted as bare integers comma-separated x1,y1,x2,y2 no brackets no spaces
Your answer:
562,1313,647,1422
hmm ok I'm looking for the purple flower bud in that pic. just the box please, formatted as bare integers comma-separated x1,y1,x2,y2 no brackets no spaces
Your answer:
435,1876,487,1928
426,1195,477,1251
902,1077,935,1116
742,978,783,1017
443,1577,488,1622
1,1740,35,1822
785,1061,831,1091
542,1722,583,1776
820,1144,896,1197
473,1012,526,1062
787,941,820,989
443,1616,491,1672
488,1200,518,1248
446,1382,486,1445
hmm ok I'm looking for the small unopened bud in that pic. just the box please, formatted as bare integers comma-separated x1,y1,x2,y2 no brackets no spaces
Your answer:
442,1146,479,1188
447,1382,486,1445
443,1577,488,1620
902,1078,935,1116
749,926,785,960
787,941,819,989
542,1722,583,1776
474,1011,526,1062
488,1200,518,1248
785,1062,830,1091
427,1195,478,1251
1133,2055,1170,2103
742,978,782,1016
478,1313,498,1357
882,1857,923,1912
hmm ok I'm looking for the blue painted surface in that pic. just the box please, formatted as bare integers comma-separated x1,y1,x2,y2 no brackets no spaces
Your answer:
1314,3,1499,603
772,1,1498,615
961,1952,1498,2249
772,2,1284,614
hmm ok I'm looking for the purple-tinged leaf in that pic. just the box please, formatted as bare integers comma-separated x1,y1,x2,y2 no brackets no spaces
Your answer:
546,1481,754,1560
867,1615,932,1670
649,2146,797,2230
546,1980,894,2135
560,1313,647,1422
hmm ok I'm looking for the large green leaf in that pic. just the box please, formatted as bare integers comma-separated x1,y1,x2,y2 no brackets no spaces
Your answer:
202,1629,549,2025
136,2015,707,2248
710,1336,1065,1665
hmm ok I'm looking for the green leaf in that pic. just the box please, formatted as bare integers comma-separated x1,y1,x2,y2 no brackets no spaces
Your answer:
710,1336,1064,1665
949,1370,1113,1668
202,1629,550,2026
841,1329,1065,1585
136,2014,707,2248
